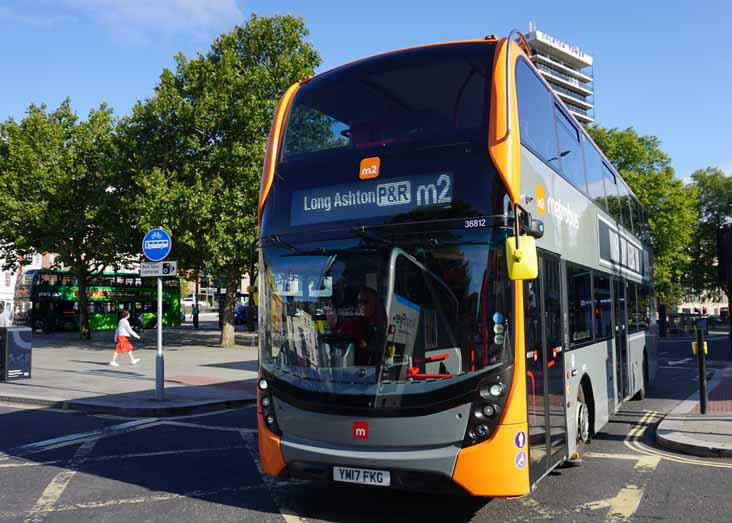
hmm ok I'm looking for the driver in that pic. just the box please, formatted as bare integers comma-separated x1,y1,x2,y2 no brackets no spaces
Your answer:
328,287,383,365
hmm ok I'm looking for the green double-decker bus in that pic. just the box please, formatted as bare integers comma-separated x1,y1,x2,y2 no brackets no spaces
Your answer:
14,269,181,332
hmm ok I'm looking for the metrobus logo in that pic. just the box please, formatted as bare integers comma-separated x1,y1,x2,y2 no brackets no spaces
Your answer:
352,421,369,439
359,157,380,180
536,184,545,215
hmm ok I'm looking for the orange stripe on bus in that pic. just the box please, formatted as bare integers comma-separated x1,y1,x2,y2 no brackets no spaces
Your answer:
488,37,527,205
258,82,300,224
257,387,287,477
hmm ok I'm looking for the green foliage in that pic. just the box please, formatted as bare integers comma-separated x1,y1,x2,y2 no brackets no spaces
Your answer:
688,167,732,300
586,125,698,305
283,105,347,157
119,14,321,346
0,100,134,337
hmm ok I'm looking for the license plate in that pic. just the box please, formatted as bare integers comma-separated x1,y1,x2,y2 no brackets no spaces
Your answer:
333,466,391,487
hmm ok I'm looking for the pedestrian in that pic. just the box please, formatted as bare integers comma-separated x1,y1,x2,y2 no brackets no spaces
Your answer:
0,303,10,328
111,310,141,366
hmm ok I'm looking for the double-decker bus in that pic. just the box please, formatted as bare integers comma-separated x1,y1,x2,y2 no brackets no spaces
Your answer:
255,31,656,496
14,269,181,332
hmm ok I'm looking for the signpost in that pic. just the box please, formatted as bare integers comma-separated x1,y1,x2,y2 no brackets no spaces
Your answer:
142,228,172,401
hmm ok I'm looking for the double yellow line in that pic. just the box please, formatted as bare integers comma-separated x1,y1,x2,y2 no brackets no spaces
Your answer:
625,410,732,469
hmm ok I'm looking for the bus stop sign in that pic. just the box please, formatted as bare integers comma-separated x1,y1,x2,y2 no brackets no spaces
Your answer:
142,228,172,262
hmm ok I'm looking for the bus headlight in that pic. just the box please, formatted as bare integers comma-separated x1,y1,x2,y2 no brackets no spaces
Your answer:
472,424,489,439
258,374,281,436
482,404,496,417
463,368,513,447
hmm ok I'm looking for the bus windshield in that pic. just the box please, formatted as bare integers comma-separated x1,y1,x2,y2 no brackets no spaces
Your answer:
259,226,513,408
261,42,502,237
282,42,494,159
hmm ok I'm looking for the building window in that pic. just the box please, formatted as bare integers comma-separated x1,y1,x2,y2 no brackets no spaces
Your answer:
4,272,11,288
567,263,593,344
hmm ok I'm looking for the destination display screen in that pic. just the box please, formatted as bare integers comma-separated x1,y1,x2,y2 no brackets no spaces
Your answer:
290,172,453,226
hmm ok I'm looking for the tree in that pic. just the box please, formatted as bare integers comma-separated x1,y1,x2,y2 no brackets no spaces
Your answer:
120,14,321,347
688,167,732,300
586,125,698,305
0,100,134,338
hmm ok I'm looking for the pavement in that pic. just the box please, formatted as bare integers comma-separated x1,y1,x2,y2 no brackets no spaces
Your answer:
0,313,258,416
656,362,732,457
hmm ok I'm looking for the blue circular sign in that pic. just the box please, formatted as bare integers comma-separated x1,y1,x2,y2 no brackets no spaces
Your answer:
142,228,172,262
515,451,527,469
515,431,526,449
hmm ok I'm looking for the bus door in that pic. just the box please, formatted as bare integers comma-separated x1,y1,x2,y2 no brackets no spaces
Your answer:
525,253,567,484
612,279,629,400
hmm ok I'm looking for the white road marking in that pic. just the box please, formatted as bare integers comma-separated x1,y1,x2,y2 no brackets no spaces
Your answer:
162,420,257,433
10,419,160,456
0,444,249,469
3,485,265,519
241,430,305,523
667,358,693,366
24,439,97,522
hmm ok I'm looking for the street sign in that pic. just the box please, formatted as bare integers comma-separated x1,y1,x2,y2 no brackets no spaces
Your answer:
142,228,172,262
140,261,177,277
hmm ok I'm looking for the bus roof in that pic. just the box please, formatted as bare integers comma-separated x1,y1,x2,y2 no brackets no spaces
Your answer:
308,37,498,83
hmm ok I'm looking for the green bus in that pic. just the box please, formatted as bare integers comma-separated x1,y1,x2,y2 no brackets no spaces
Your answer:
14,269,182,332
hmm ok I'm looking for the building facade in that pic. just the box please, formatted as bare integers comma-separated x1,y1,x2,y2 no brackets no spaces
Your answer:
525,23,595,124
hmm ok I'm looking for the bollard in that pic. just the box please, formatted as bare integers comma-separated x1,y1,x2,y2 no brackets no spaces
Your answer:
695,319,708,414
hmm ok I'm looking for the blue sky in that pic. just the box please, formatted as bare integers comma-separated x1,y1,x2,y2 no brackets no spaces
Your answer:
1,0,730,179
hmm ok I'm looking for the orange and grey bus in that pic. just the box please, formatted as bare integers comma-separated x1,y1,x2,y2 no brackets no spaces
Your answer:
255,31,656,496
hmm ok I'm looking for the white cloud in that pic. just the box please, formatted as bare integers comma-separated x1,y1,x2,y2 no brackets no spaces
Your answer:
63,0,242,36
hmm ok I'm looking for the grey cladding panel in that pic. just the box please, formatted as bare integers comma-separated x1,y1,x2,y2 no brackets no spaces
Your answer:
273,397,471,448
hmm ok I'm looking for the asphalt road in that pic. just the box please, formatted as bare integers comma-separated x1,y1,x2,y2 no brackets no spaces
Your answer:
1,335,731,522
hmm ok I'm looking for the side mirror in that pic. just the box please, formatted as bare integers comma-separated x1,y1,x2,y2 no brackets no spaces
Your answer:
505,235,538,280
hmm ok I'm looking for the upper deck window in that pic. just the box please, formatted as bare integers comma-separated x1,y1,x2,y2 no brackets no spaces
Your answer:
281,43,494,160
554,105,587,192
585,141,607,211
516,59,560,172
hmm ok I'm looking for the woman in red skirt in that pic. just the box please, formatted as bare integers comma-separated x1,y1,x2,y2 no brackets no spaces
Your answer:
111,310,141,366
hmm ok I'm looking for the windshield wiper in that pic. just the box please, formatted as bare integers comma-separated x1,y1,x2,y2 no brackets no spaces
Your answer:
264,235,301,252
282,247,376,257
350,226,394,246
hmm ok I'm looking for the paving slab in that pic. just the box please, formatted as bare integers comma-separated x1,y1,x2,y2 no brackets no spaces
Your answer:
0,315,258,416
656,366,732,457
